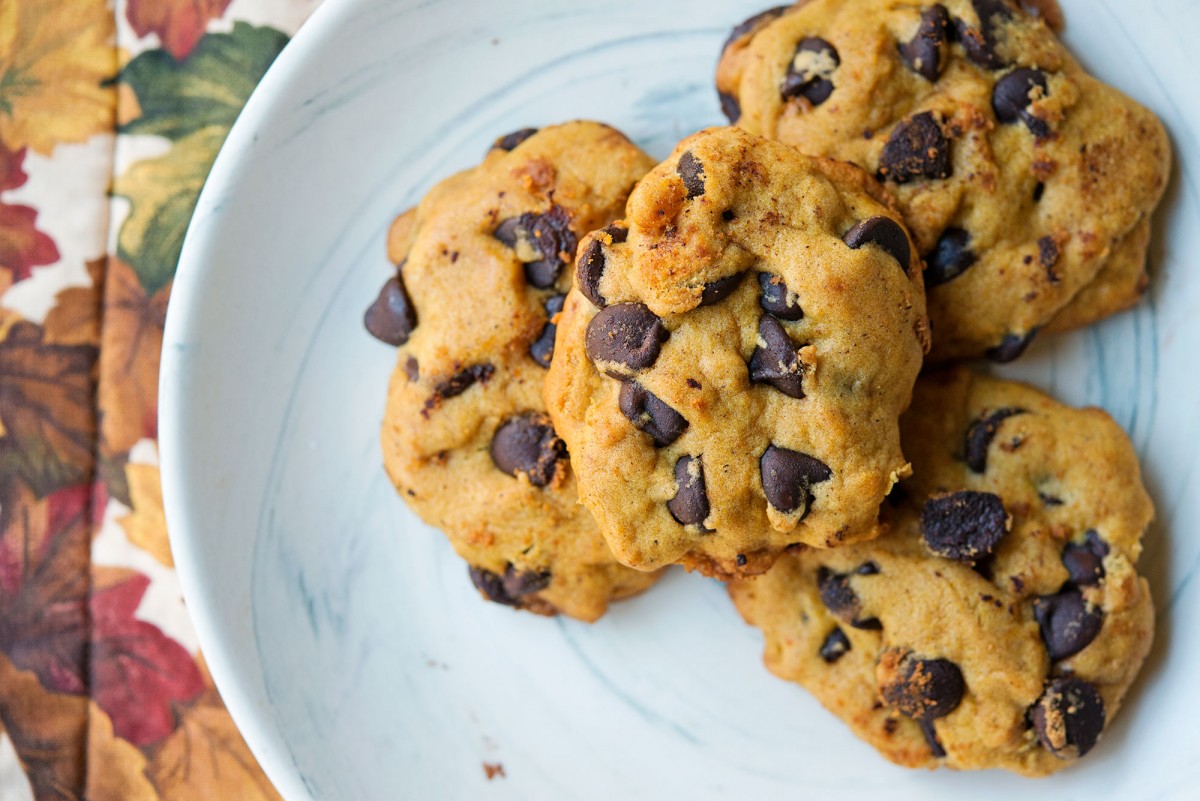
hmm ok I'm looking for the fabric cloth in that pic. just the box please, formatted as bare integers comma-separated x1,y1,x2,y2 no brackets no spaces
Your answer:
0,1,318,797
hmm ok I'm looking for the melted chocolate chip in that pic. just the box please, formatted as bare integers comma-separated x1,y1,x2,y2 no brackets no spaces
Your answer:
425,364,494,414
719,91,742,123
365,273,418,345
469,563,551,607
668,455,710,528
1035,587,1103,660
878,649,965,721
760,445,832,515
619,382,688,447
986,328,1039,363
818,568,882,630
677,152,707,199
958,0,1014,69
964,407,1026,473
749,316,806,398
879,112,952,183
1062,530,1110,587
585,303,670,378
900,5,952,81
993,67,1051,136
494,205,576,289
490,127,538,153
820,627,852,663
1031,677,1106,759
576,224,627,308
722,5,789,52
490,413,567,488
758,272,804,320
781,37,840,106
699,272,745,306
920,491,1009,562
924,228,977,287
843,216,913,272
529,294,565,368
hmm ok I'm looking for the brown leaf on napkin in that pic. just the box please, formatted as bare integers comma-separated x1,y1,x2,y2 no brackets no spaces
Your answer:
44,258,106,347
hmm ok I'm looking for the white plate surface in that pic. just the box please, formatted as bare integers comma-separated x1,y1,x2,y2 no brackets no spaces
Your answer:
161,1,1200,798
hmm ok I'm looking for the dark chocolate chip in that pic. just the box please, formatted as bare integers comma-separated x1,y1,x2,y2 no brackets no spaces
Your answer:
404,356,419,381
878,650,965,721
1039,492,1064,507
879,111,952,184
900,5,952,81
1031,677,1106,759
490,127,538,153
469,566,514,606
668,455,710,528
576,224,627,309
494,205,576,289
857,561,880,575
924,228,977,287
490,413,567,488
757,272,804,320
749,316,806,398
818,568,882,630
619,382,688,447
1062,530,1110,587
760,445,832,515
501,564,551,598
1033,181,1045,202
722,5,789,52
364,273,418,345
993,67,1051,135
736,553,748,566
468,564,551,607
920,491,1009,562
424,364,494,415
1034,587,1103,660
920,719,948,758
964,407,1026,473
820,627,852,663
957,0,1014,69
585,303,669,378
843,216,912,271
986,328,1039,363
529,294,566,368
781,37,840,106
699,272,745,306
719,91,742,123
677,151,707,199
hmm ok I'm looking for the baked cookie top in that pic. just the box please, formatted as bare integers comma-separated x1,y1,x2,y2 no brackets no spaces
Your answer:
730,368,1154,774
717,0,1170,362
544,126,929,578
372,121,659,622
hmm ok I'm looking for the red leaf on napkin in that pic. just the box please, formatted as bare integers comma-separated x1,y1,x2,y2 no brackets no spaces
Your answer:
126,0,233,61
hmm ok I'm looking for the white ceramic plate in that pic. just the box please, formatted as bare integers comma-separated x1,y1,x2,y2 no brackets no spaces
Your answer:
161,1,1200,798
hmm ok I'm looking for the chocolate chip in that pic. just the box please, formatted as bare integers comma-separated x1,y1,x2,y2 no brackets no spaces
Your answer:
758,272,804,320
760,445,832,515
722,5,789,52
494,205,576,289
502,564,552,598
699,272,745,306
958,0,1013,69
469,564,551,607
529,294,566,368
1063,530,1110,587
719,91,741,123
469,566,513,606
749,316,806,398
993,67,1051,136
1039,492,1064,507
920,491,1009,562
490,413,567,488
818,568,882,630
1038,235,1060,283
920,720,948,758
576,224,626,308
490,127,538,153
1035,587,1103,660
964,407,1026,473
403,356,419,382
820,627,852,663
900,5,952,81
585,303,669,378
1033,181,1045,202
857,562,880,575
736,553,748,566
619,382,688,447
677,152,706,199
878,649,965,721
781,37,840,106
424,364,495,415
879,112,952,184
986,328,1039,363
843,216,912,272
1031,677,1106,759
668,455,710,528
365,273,417,345
925,228,977,287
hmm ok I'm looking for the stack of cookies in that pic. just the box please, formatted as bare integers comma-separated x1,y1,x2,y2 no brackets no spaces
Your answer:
364,0,1169,776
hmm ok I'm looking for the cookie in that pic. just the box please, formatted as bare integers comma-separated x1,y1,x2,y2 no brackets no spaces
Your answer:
717,0,1171,362
371,121,660,621
730,368,1154,774
544,126,930,579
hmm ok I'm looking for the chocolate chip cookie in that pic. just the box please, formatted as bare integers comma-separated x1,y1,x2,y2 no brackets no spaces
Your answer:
716,0,1170,362
730,368,1154,774
544,126,930,579
371,121,659,621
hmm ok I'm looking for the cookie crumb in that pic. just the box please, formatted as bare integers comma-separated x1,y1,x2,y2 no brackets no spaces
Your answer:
483,762,505,780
